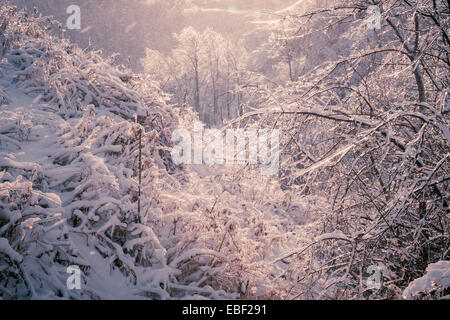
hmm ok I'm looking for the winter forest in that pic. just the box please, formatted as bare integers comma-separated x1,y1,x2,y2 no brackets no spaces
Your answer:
0,0,449,301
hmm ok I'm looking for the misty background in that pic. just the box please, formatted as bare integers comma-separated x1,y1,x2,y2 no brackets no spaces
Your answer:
9,0,298,70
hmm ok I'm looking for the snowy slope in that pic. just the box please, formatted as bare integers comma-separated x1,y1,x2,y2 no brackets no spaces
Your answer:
0,60,316,299
0,66,147,299
0,4,320,300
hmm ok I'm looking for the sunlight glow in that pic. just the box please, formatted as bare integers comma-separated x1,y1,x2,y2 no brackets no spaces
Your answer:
227,5,237,13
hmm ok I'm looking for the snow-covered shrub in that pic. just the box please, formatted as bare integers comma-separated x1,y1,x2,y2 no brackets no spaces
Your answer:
403,261,450,300
0,2,185,299
0,173,92,299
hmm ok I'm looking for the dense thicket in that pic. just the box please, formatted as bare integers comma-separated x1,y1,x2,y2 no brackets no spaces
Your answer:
1,0,448,300
236,0,450,299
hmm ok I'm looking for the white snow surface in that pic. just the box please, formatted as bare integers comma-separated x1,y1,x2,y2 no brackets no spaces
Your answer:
0,52,318,300
403,261,450,300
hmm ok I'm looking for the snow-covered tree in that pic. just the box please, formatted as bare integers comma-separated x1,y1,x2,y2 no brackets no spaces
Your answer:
238,0,450,299
142,27,255,126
